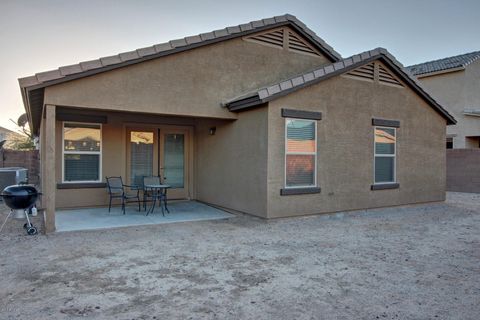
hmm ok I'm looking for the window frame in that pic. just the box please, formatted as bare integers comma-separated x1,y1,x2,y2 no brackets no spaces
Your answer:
62,121,102,183
373,126,396,185
446,137,453,149
284,117,318,189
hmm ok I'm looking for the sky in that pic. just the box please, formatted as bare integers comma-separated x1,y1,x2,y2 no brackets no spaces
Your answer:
0,0,479,131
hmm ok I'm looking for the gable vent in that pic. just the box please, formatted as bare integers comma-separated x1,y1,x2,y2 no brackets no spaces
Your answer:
287,31,320,56
345,62,375,81
245,28,284,49
244,27,322,57
378,64,404,87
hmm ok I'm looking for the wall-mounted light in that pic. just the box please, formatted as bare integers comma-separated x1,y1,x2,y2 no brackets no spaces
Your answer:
209,127,216,135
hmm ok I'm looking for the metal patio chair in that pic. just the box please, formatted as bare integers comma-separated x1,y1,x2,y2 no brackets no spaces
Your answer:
105,176,141,214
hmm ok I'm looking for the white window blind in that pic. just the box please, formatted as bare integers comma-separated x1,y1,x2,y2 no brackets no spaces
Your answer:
285,118,317,188
63,123,101,182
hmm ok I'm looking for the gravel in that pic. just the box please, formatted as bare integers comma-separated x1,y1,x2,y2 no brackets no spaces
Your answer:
0,192,479,320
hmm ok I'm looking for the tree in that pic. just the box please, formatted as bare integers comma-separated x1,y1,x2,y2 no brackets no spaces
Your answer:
7,114,35,150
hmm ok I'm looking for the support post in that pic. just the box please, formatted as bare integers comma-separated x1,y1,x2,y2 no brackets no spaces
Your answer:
44,104,56,233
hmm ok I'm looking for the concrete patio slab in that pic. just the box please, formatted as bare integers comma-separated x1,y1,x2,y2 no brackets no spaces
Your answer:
55,201,233,232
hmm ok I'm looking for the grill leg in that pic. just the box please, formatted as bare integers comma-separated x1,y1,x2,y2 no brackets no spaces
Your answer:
0,210,13,234
24,210,32,228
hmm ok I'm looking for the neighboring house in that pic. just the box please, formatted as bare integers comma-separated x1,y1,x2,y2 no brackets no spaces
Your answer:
407,51,480,149
0,126,25,149
19,14,455,233
0,126,14,143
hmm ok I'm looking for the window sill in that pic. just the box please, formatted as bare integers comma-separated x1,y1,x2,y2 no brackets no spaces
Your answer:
57,182,107,189
280,187,321,196
371,183,399,190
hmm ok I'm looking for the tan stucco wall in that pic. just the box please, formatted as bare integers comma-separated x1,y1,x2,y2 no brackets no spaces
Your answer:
44,36,330,120
194,107,268,217
417,59,480,148
266,73,447,218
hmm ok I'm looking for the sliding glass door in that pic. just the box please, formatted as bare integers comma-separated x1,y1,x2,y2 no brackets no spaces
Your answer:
127,126,189,199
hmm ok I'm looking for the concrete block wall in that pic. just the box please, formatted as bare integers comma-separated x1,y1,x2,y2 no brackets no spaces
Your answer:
447,149,480,193
0,150,40,186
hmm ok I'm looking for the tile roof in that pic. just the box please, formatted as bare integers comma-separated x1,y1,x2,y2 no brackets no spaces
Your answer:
406,51,480,76
225,48,456,125
18,14,341,89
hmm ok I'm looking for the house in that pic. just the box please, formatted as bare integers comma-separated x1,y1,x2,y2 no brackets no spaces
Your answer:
0,126,15,144
0,126,26,150
407,51,480,149
19,14,455,233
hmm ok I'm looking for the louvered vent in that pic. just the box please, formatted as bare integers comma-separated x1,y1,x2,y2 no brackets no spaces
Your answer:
245,28,322,57
287,31,320,56
378,64,403,87
345,62,375,81
245,28,284,49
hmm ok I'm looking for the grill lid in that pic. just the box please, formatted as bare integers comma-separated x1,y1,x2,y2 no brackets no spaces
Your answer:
1,185,38,197
1,185,40,210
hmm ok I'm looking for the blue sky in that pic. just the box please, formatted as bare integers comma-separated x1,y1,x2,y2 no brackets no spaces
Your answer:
1,0,479,131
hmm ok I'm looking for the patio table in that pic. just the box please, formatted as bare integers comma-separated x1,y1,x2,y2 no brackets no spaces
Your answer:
144,184,171,216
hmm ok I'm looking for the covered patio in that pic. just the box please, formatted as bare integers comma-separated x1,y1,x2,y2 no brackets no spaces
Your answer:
55,201,233,232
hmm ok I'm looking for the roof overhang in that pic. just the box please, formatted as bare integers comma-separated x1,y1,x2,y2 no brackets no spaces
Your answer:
464,109,480,117
415,66,465,79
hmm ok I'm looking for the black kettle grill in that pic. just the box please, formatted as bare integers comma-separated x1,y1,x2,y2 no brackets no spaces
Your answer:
1,185,40,235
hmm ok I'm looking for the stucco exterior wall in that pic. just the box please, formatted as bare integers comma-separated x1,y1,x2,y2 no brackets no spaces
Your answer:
417,59,480,148
266,74,447,218
43,36,329,120
195,107,268,217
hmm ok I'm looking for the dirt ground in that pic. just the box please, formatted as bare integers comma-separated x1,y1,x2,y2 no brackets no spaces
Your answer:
1,193,479,320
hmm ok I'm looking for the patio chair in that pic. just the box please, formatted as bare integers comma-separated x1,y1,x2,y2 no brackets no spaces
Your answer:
105,176,141,214
142,176,169,215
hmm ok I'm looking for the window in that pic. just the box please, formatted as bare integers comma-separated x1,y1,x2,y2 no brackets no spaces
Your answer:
285,118,317,188
374,127,396,184
63,123,101,182
446,137,453,149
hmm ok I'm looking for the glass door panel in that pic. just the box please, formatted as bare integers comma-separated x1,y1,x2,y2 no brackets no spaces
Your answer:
129,130,154,187
163,133,184,188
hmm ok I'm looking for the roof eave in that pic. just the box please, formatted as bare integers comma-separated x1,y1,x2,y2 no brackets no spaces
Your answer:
227,94,264,111
19,86,35,136
414,66,465,79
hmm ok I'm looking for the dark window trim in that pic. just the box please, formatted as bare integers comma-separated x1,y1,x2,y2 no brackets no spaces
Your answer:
57,112,107,124
57,182,107,189
371,183,399,190
372,118,400,128
282,108,322,120
280,187,321,196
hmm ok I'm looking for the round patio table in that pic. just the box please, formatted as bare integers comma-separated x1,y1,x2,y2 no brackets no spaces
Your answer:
144,184,171,216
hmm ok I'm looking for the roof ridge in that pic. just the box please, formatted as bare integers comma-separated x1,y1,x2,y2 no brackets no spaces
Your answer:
18,14,341,88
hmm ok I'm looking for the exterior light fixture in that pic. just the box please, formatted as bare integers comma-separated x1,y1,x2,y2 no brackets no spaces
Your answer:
209,127,216,135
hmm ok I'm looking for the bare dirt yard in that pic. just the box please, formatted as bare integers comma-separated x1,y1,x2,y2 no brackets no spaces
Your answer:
1,193,479,320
